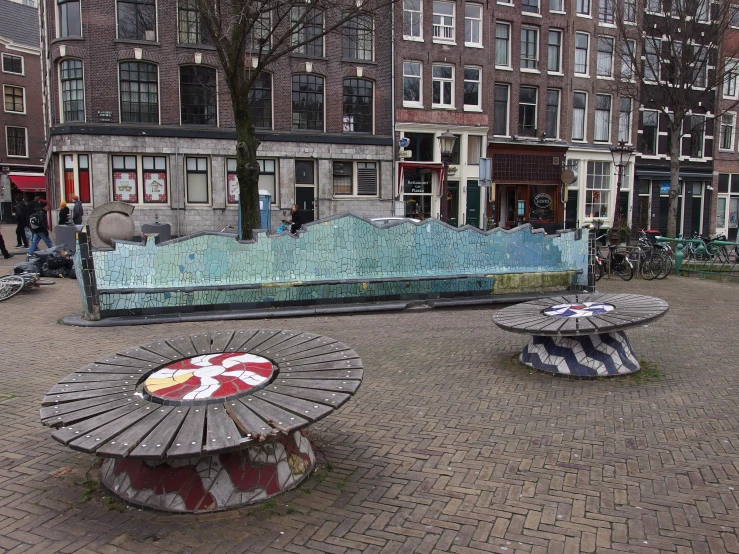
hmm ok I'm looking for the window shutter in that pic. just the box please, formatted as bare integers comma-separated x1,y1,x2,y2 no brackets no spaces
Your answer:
357,163,377,195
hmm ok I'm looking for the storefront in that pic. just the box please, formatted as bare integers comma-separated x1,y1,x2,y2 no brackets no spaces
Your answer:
716,174,739,240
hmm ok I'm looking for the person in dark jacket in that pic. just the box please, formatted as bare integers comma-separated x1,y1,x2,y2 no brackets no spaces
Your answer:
290,204,302,235
0,231,13,259
28,200,53,257
71,195,83,225
13,195,28,248
58,200,70,226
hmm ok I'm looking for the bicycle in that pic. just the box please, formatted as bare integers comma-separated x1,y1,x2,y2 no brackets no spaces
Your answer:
636,230,673,280
593,236,634,281
0,272,53,302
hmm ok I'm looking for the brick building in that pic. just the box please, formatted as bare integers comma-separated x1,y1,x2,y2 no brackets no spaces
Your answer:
0,0,46,219
40,0,394,235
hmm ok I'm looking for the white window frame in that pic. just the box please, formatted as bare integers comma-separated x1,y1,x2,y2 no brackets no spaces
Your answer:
432,64,454,108
59,58,87,123
596,36,614,78
646,0,661,13
332,160,379,197
598,0,614,24
1,53,24,76
184,156,210,205
724,59,739,99
464,3,483,47
432,1,455,44
621,40,635,81
548,29,563,74
681,114,706,159
623,0,636,22
520,26,539,71
60,153,93,205
550,0,565,13
640,109,659,156
226,158,278,204
574,32,590,76
618,97,632,144
463,66,482,111
730,5,739,29
495,22,512,69
572,91,587,141
111,154,170,205
585,160,612,221
402,0,423,41
594,94,612,142
518,86,538,137
3,85,26,114
402,61,423,108
493,83,510,137
644,37,661,83
5,126,28,158
720,112,736,152
522,0,540,15
576,0,591,16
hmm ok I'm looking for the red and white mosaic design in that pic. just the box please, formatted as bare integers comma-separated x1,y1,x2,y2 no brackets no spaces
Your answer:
144,353,274,401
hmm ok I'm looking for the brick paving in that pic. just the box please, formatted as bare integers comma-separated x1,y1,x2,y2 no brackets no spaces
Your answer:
1,240,738,553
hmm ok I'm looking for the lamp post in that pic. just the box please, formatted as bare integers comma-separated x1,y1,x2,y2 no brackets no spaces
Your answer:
609,140,635,245
438,130,457,222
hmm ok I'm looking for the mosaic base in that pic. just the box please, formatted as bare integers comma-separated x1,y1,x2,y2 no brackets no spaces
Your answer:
520,331,640,378
100,430,315,513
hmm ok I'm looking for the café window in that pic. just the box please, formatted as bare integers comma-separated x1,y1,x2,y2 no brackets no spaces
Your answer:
226,158,276,204
333,161,378,196
403,167,434,219
404,132,434,161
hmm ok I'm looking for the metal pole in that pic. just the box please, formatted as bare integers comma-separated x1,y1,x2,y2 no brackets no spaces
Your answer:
440,155,449,222
611,162,623,245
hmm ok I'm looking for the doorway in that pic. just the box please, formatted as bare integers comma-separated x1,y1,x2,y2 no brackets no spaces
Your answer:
447,181,459,227
500,185,517,228
295,160,316,223
466,180,480,227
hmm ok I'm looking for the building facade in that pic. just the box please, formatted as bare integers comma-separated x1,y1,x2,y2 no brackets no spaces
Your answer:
0,0,46,219
40,0,394,235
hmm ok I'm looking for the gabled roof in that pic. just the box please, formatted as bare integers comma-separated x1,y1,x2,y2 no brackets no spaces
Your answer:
0,0,40,50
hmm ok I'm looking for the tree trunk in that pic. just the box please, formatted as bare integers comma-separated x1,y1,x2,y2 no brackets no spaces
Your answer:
233,101,262,241
667,119,682,238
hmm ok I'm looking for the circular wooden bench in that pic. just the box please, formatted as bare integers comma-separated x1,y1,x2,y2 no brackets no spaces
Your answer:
493,293,668,378
40,329,363,512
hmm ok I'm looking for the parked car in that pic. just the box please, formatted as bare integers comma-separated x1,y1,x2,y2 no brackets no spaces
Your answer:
370,217,421,225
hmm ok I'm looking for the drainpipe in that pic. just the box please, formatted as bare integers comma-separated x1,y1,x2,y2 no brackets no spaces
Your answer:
390,0,396,213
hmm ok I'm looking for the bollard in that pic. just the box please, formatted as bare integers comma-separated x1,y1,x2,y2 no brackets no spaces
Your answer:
674,235,683,275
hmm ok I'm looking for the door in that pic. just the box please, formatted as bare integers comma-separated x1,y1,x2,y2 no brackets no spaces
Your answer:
447,181,459,227
466,180,480,227
565,190,578,229
295,160,315,223
501,185,517,228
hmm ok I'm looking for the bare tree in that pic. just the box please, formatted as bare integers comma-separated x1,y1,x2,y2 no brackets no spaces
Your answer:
611,0,739,237
192,0,390,239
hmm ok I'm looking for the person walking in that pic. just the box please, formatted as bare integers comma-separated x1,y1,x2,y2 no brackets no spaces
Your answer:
71,195,83,225
13,195,28,248
58,200,70,226
25,195,40,246
28,200,53,256
290,204,302,235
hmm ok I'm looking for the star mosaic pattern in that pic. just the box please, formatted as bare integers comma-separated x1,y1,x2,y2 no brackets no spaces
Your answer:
144,353,274,401
543,302,615,318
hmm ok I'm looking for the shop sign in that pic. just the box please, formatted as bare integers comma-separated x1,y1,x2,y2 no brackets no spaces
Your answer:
534,193,552,208
403,169,432,194
660,182,671,194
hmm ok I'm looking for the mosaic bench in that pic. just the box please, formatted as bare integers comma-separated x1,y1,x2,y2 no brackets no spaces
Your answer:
40,329,362,512
493,293,668,378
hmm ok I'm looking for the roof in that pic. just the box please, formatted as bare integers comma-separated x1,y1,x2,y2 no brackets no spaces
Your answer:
0,0,39,50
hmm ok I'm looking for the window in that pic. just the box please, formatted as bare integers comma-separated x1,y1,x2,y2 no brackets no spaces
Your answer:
640,110,658,155
403,0,422,39
227,159,276,204
185,157,209,203
333,161,378,196
575,33,589,74
618,97,632,143
520,27,539,69
732,6,739,28
550,0,564,11
692,46,707,88
548,30,562,72
725,61,739,99
597,36,614,77
292,74,324,130
246,10,270,51
6,127,27,157
545,89,560,138
670,0,684,16
495,23,511,67
683,115,705,158
432,1,455,41
464,4,482,47
403,62,422,106
112,155,138,202
720,113,735,151
624,0,636,22
577,0,590,15
467,136,482,164
248,71,272,129
404,132,435,161
586,161,611,219
522,0,539,13
463,67,481,110
572,91,586,140
143,156,168,203
432,65,454,107
62,154,90,203
594,94,611,142
4,86,24,113
494,84,509,136
60,59,84,122
2,54,23,75
645,38,660,81
343,78,373,133
343,14,373,60
119,62,158,123
180,66,217,125
117,0,156,41
58,0,81,37
598,0,613,22
178,0,210,44
646,0,661,11
291,6,323,56
696,0,708,21
621,40,635,80
519,86,537,137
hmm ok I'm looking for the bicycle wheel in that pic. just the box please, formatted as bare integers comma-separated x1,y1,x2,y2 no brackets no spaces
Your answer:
613,255,634,281
657,252,673,279
35,278,56,285
0,276,24,302
593,259,604,282
640,254,660,280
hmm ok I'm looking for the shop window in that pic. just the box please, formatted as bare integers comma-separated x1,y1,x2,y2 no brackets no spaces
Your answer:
467,136,482,164
62,154,91,203
60,59,85,122
117,0,156,41
574,32,589,75
597,36,614,77
594,94,611,142
586,161,611,219
403,167,434,219
403,61,422,106
58,0,81,37
519,87,537,137
494,84,509,136
178,0,210,44
120,62,159,124
432,65,454,108
112,155,138,202
343,78,373,133
548,30,562,73
639,110,658,155
463,67,481,110
403,0,422,40
343,13,373,60
143,156,167,203
226,158,276,204
247,71,272,129
6,127,27,157
464,4,482,47
292,74,324,131
180,65,217,126
545,89,559,139
572,91,586,141
405,132,434,161
333,161,378,196
185,156,209,203
2,54,23,75
520,27,538,70
495,23,511,68
4,86,24,113
432,1,455,42
291,6,323,56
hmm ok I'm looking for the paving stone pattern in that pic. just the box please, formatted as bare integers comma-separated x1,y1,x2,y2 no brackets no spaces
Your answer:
1,258,738,553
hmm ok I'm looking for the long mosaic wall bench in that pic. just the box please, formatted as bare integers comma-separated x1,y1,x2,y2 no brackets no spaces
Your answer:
74,213,589,321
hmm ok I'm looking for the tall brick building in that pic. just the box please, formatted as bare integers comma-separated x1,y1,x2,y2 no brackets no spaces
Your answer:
0,0,45,220
40,0,394,234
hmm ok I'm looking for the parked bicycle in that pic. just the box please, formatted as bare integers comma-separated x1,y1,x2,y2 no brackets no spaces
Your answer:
681,232,731,263
635,230,673,280
592,235,634,281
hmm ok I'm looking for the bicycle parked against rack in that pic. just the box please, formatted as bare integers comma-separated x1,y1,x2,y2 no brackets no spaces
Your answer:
592,235,634,281
681,232,731,263
635,230,673,280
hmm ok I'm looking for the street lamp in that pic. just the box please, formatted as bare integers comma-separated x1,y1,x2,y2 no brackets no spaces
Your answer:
438,130,457,222
609,140,635,244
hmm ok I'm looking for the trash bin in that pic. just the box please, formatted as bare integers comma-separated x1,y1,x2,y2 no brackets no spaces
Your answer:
236,190,271,239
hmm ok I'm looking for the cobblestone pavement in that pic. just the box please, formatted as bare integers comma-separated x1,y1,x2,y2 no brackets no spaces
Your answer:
1,247,738,553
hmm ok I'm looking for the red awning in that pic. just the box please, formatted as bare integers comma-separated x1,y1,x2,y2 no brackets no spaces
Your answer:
9,175,46,193
397,163,444,196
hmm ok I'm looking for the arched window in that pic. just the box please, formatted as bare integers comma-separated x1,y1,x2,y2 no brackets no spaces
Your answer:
180,66,217,126
60,59,85,122
342,78,373,133
119,62,159,124
292,74,324,131
247,72,272,129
